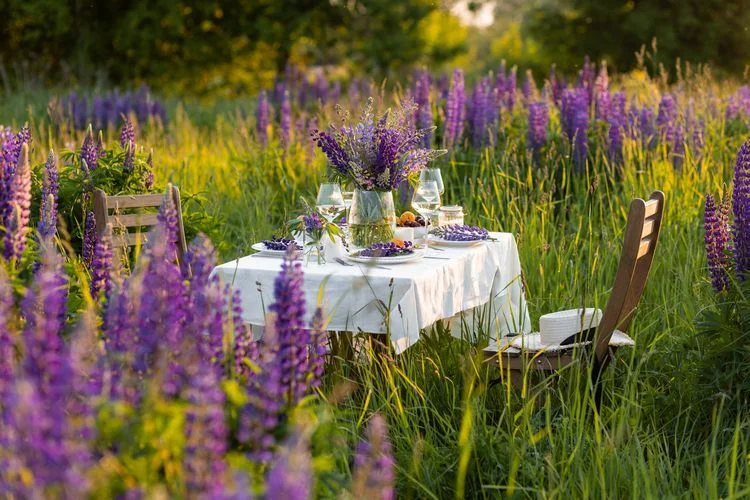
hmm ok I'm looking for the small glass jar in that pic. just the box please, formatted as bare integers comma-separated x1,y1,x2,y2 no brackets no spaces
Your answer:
438,205,464,226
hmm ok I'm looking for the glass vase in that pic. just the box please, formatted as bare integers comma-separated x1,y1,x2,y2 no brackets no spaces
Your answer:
349,189,396,248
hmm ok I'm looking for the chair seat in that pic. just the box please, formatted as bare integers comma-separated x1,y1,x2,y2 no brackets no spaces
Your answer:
483,330,634,371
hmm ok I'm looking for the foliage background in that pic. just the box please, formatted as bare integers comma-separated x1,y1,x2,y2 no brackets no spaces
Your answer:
2,0,748,96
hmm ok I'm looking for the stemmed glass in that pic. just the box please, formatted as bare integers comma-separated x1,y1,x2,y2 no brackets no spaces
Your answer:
316,183,346,223
419,168,444,195
411,180,441,255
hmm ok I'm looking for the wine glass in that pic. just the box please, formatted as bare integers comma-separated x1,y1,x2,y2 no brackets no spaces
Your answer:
316,183,346,223
411,180,441,255
419,168,444,195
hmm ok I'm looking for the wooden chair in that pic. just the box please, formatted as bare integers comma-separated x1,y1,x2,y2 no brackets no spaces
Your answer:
92,185,188,264
484,191,665,409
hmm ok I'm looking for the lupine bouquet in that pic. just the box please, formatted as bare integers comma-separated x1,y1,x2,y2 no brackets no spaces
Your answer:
312,98,446,191
287,201,344,264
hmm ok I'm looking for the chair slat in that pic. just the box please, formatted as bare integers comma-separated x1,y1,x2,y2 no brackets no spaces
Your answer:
637,237,653,259
106,194,165,209
111,213,160,228
644,199,659,218
641,218,656,238
112,233,150,248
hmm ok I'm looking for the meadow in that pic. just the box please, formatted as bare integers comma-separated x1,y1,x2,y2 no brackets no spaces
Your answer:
1,60,749,498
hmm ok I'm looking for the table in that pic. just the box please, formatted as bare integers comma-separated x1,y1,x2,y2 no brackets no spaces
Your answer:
211,232,531,354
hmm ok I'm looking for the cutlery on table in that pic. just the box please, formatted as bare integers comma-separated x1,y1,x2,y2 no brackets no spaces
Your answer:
335,257,391,271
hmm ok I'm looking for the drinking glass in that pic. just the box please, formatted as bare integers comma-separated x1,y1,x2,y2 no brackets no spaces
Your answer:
419,168,444,195
411,180,441,255
316,183,346,223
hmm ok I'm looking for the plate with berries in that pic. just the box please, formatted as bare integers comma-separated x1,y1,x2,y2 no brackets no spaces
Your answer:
428,225,490,247
252,237,303,256
346,240,424,265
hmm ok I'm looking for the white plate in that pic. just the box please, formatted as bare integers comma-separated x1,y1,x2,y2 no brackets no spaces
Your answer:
427,236,485,247
251,242,300,256
346,251,424,265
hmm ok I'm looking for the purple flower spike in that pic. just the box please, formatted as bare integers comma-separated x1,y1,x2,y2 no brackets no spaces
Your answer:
0,267,14,392
37,150,59,240
657,93,678,143
308,308,327,389
91,225,113,302
83,211,97,266
352,414,395,500
120,116,136,148
3,143,31,260
183,363,228,497
414,70,433,148
443,69,465,148
145,150,155,190
704,194,731,292
733,139,750,280
265,432,312,500
281,90,292,149
562,88,589,171
80,126,99,170
157,185,180,262
527,101,549,154
269,245,308,403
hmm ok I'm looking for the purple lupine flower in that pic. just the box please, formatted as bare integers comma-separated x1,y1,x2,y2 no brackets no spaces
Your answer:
578,55,595,105
303,212,325,232
505,66,517,112
593,62,610,121
280,90,292,149
265,432,312,500
414,70,433,148
90,225,113,301
639,106,655,147
352,414,395,500
307,307,327,390
183,363,228,497
607,92,626,166
3,143,31,261
16,244,91,494
122,141,135,173
80,126,99,170
311,131,350,175
182,234,225,368
443,69,465,148
562,88,589,170
0,267,14,392
733,139,750,280
157,185,179,262
120,117,136,148
527,101,549,154
657,93,678,143
145,150,155,190
671,125,685,170
133,226,187,391
704,194,731,292
257,90,270,147
468,77,494,147
269,245,309,403
37,150,59,240
83,211,97,266
549,64,566,107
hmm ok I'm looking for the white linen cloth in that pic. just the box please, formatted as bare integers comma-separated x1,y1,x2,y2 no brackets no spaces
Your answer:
211,232,531,353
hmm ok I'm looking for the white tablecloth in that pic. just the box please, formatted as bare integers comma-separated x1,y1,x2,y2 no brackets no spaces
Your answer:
212,232,531,353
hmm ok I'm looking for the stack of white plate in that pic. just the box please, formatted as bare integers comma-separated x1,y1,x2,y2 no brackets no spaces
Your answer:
539,308,602,345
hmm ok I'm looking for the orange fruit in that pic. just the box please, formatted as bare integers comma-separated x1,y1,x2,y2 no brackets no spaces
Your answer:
400,211,416,223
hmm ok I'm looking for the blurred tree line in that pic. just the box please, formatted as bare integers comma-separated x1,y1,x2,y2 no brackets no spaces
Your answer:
0,0,747,96
0,0,466,95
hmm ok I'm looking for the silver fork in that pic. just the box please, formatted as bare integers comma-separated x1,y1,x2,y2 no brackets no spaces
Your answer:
335,257,391,271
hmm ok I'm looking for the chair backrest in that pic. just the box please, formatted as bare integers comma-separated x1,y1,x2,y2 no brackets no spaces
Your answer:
92,186,188,264
594,191,665,365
